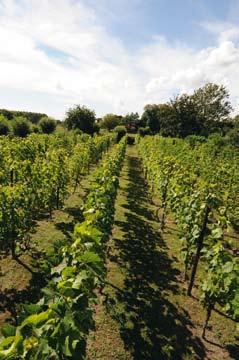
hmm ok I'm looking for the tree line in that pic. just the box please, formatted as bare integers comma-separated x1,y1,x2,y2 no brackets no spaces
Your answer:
63,83,239,145
1,82,238,143
140,83,234,137
0,114,57,137
0,109,47,123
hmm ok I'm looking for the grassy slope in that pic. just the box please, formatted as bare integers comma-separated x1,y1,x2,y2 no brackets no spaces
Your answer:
87,144,238,360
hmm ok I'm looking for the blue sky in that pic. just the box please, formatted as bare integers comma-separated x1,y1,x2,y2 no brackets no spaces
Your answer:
83,0,235,48
0,0,238,118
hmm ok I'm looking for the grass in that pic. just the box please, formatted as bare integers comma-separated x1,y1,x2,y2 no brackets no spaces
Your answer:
87,144,238,360
0,173,92,328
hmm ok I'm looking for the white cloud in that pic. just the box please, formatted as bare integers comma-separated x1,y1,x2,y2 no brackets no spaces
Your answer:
142,36,239,112
200,21,239,42
205,41,239,66
0,0,238,118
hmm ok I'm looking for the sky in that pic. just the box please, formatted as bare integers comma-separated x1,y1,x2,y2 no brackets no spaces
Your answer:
0,0,238,119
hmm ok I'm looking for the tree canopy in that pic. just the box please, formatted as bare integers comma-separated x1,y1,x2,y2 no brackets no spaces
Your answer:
39,117,57,134
192,83,232,135
65,105,96,134
100,113,122,131
0,109,47,124
140,83,233,138
141,105,160,133
12,117,31,137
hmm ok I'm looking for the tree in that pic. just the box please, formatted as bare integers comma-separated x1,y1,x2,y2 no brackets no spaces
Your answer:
12,117,31,137
123,112,140,132
142,83,233,138
123,112,139,125
141,105,160,133
157,104,178,137
170,94,201,137
0,115,10,135
192,83,232,135
39,117,56,134
233,114,239,123
65,105,96,134
100,113,122,131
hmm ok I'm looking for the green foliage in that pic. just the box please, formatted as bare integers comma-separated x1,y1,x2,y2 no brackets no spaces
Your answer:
123,112,139,125
227,128,239,147
12,117,31,137
0,185,33,256
0,109,47,124
138,126,151,136
201,237,239,320
31,124,40,134
138,135,239,329
0,116,10,136
141,83,233,138
185,135,207,147
157,103,178,137
69,134,113,192
123,112,140,132
113,125,126,142
39,117,56,134
100,113,122,131
65,105,96,134
72,128,83,135
0,133,115,256
207,133,228,147
141,104,160,133
0,137,126,359
170,94,201,137
192,83,232,135
170,83,232,137
93,122,100,134
226,116,239,146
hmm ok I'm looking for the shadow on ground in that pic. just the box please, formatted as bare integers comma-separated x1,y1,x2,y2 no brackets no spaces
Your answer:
55,204,84,238
0,200,83,328
108,153,206,360
226,343,239,360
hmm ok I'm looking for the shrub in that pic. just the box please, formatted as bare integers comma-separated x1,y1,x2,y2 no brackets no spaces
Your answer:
0,116,10,135
207,133,227,147
32,124,40,133
138,126,151,137
73,128,83,135
185,135,206,147
113,125,126,142
39,117,56,134
12,117,31,137
227,129,239,147
226,121,239,147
